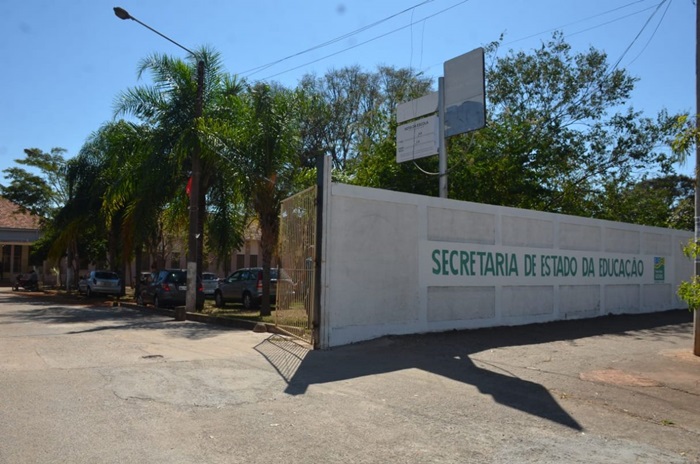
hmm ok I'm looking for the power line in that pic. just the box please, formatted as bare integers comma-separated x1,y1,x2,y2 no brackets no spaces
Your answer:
255,0,471,81
610,0,669,71
624,0,673,67
239,0,436,78
504,0,654,46
415,1,665,80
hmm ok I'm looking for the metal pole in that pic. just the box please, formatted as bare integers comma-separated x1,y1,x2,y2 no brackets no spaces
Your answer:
438,77,448,198
694,1,700,356
113,8,205,319
312,155,326,349
183,60,205,318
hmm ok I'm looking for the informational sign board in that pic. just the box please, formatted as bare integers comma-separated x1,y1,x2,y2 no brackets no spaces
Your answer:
443,47,485,137
396,115,439,163
396,92,438,124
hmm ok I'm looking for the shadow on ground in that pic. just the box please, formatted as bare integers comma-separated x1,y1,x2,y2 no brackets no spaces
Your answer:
255,310,693,432
0,291,244,341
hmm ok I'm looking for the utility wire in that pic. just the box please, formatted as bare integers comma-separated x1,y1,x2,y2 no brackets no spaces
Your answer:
415,1,664,80
504,0,653,46
239,0,435,78
610,0,668,71
624,0,673,67
256,0,471,81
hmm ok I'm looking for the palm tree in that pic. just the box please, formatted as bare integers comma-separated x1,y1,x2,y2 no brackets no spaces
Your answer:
234,83,303,316
114,47,248,296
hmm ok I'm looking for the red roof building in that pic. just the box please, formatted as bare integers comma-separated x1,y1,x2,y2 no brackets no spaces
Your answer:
0,197,41,279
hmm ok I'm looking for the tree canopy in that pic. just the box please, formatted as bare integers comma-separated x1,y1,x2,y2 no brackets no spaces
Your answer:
349,33,692,229
3,33,694,295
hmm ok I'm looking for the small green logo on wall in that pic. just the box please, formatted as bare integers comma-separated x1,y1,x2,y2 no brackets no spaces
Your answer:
654,257,665,281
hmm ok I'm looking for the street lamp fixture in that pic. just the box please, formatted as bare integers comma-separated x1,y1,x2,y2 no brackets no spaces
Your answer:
113,6,204,319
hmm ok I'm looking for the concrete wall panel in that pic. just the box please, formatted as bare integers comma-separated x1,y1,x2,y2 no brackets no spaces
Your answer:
501,286,554,318
604,285,640,314
559,223,601,251
427,286,495,322
427,207,495,244
642,232,672,255
319,182,693,348
560,285,601,319
326,195,420,327
641,284,673,312
605,228,640,254
501,216,554,248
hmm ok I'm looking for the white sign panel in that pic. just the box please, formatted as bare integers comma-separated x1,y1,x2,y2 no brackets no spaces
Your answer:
443,47,485,137
396,115,439,163
396,92,438,124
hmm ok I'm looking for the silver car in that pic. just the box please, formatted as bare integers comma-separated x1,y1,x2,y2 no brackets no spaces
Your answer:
78,270,122,297
201,272,220,297
214,267,293,310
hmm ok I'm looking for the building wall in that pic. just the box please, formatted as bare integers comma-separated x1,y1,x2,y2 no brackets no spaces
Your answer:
319,183,693,348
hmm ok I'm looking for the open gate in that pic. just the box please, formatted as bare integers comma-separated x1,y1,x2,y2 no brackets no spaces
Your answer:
275,186,317,345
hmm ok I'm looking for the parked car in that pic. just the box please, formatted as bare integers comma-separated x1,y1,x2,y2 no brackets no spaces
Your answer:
78,270,122,297
201,272,220,297
137,269,204,309
134,271,154,298
214,267,294,309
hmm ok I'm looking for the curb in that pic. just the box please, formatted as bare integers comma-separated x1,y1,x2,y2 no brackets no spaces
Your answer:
122,301,280,334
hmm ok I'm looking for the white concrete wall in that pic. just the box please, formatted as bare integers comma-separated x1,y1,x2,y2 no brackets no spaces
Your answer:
319,183,693,348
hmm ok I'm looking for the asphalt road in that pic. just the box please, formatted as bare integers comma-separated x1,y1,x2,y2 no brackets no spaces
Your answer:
0,288,699,463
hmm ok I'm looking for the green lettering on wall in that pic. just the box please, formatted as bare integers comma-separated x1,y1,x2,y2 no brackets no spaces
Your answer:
432,249,441,275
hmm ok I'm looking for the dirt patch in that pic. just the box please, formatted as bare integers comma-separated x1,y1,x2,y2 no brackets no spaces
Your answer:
10,289,127,307
661,349,700,363
579,368,660,387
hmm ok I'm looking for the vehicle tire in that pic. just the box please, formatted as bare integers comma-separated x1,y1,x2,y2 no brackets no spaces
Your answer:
154,295,161,309
214,291,225,308
136,293,145,306
242,292,254,310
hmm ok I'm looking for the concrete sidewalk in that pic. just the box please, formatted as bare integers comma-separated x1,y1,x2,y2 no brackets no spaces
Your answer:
0,289,699,463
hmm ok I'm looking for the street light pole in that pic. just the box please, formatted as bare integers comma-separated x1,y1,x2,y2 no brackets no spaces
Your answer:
114,6,203,319
694,1,700,356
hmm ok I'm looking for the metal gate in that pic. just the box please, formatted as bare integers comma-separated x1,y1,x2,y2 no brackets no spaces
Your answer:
275,186,317,345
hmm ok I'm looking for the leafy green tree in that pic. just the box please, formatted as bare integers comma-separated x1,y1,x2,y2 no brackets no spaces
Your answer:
447,33,686,216
298,65,432,171
48,147,106,289
231,83,303,316
352,33,689,227
115,47,248,294
596,175,693,230
0,147,69,220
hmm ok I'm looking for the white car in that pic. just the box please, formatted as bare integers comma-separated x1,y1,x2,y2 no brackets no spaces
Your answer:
78,270,122,297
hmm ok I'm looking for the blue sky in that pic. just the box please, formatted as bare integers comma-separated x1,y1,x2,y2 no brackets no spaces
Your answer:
0,0,695,179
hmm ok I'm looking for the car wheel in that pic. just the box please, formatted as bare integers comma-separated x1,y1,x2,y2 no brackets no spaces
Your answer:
154,295,161,309
242,292,254,310
215,291,225,308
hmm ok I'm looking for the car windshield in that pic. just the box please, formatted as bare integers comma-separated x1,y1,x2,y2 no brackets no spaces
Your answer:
202,273,217,281
95,272,118,280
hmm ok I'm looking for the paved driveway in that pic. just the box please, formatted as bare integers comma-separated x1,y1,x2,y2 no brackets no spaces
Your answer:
1,288,699,463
